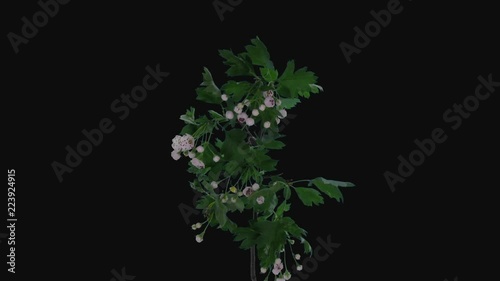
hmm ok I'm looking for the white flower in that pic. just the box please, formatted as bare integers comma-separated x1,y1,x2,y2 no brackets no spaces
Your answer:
259,104,266,111
283,271,291,280
265,96,275,107
295,254,301,260
277,278,285,281
226,110,234,119
252,183,260,191
190,158,205,169
243,99,250,106
264,121,271,128
276,99,282,106
246,118,255,126
171,135,182,151
296,265,303,271
275,258,282,264
237,191,243,197
260,267,267,274
279,109,287,119
221,196,228,203
276,118,281,124
237,102,244,109
195,235,203,243
188,151,196,158
196,146,204,153
191,224,197,230
213,155,220,162
230,197,237,203
221,94,228,101
252,109,259,116
256,196,265,205
243,186,254,197
211,181,218,189
272,259,284,275
172,134,195,152
262,90,274,97
237,112,248,124
171,150,181,160
195,222,202,229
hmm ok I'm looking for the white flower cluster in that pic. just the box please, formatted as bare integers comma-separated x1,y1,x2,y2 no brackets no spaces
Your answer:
171,134,221,170
223,90,287,129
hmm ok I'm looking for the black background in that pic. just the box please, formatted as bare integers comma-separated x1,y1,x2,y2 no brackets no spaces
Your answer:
3,0,498,280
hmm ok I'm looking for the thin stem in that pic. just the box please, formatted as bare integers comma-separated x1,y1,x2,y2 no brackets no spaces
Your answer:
289,179,310,185
250,246,257,281
250,210,257,281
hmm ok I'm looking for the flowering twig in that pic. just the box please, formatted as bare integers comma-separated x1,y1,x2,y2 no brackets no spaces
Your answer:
172,37,355,281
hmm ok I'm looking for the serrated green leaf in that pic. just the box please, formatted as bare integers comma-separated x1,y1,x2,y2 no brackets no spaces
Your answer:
234,227,258,249
221,80,252,102
180,107,197,125
294,187,324,206
278,61,317,98
245,37,274,69
196,68,221,104
208,110,226,122
281,217,306,238
219,49,253,77
310,177,355,203
275,201,290,217
279,98,301,109
260,67,279,82
215,199,228,228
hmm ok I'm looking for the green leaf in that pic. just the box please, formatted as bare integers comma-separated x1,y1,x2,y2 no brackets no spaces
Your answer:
234,227,258,249
196,194,214,210
294,187,324,206
309,84,324,94
278,61,317,98
180,124,196,135
281,217,306,238
279,98,301,109
191,117,215,139
283,185,291,200
249,188,277,213
275,201,290,218
215,199,228,228
302,239,312,254
310,177,355,203
219,49,253,77
196,67,221,104
245,37,274,69
180,107,197,125
221,129,248,162
260,140,285,150
221,80,252,102
208,110,226,122
260,67,279,82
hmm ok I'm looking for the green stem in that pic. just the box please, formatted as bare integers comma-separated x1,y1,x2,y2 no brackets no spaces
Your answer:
289,179,311,185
